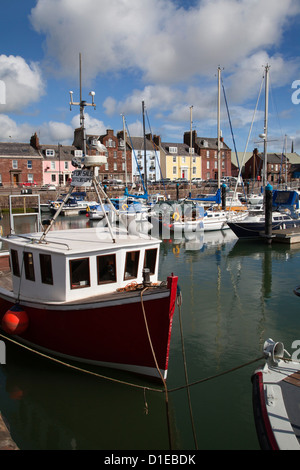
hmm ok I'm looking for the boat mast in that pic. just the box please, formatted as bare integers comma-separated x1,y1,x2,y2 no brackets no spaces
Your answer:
217,66,221,190
142,101,148,193
189,105,193,193
262,64,270,187
122,114,127,187
69,53,96,157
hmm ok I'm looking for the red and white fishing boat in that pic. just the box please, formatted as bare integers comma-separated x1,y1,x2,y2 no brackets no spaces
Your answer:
0,224,177,379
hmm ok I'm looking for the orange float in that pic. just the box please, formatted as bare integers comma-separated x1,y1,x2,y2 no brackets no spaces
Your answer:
1,304,29,335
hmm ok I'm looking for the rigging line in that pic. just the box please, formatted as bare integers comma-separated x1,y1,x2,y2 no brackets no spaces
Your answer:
145,110,167,195
221,78,247,202
268,74,284,145
236,75,264,191
177,297,198,450
124,118,147,195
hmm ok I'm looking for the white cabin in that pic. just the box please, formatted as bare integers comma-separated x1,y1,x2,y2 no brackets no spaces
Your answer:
5,227,161,303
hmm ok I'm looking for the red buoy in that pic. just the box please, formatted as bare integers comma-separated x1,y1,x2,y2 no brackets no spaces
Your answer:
1,304,29,335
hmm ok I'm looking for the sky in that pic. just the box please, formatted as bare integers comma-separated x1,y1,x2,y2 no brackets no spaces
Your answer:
0,0,300,155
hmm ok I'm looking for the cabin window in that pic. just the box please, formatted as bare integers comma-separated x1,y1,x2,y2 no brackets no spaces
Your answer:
24,252,35,281
97,254,116,284
40,254,53,285
144,248,157,275
70,258,90,289
124,251,140,280
11,249,20,277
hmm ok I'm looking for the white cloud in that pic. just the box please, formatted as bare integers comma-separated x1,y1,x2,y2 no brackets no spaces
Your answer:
0,55,45,113
71,113,108,136
30,0,300,84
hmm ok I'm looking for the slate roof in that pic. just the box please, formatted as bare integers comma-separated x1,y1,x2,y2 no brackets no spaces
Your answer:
195,136,230,150
0,142,41,158
127,137,157,152
39,144,79,161
160,142,191,156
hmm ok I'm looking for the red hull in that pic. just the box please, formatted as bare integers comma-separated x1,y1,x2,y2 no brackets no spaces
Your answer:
0,275,178,379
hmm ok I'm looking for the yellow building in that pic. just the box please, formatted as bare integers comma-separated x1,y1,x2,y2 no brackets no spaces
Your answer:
159,141,202,180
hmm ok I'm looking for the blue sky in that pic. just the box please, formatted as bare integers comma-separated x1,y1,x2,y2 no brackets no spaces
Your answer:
0,0,300,154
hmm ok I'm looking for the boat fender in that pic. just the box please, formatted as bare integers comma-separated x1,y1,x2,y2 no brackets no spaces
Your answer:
1,304,29,336
263,338,286,365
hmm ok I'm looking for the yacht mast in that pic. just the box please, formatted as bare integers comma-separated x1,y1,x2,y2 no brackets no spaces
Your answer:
262,64,270,187
189,105,193,193
217,66,221,190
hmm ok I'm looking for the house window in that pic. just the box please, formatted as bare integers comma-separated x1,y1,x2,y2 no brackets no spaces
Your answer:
12,160,18,169
40,254,53,285
206,151,210,158
46,149,55,157
70,258,90,289
124,251,140,280
169,147,177,154
51,161,55,170
51,175,56,182
107,138,116,148
193,166,196,175
192,157,196,163
173,166,177,175
24,252,35,281
113,151,117,159
214,161,218,169
144,248,157,275
182,157,186,164
27,160,32,169
11,250,20,277
27,173,34,182
64,161,68,170
114,162,117,171
97,254,116,284
173,156,176,163
207,161,210,169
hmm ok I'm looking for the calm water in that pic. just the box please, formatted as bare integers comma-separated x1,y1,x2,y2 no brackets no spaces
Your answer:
1,212,300,450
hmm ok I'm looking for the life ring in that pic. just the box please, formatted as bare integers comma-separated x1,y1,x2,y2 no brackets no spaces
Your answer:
172,211,180,222
54,202,60,209
122,203,128,211
86,206,90,212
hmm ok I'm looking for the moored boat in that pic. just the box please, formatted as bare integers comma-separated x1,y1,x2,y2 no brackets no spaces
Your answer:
0,226,178,380
252,338,300,450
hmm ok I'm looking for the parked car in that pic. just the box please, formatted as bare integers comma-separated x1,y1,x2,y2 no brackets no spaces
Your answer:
174,178,189,185
40,184,57,191
191,178,203,185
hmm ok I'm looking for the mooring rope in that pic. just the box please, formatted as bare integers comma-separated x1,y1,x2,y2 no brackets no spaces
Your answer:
176,290,198,450
140,287,173,450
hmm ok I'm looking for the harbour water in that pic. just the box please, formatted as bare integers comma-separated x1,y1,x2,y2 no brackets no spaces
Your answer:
1,212,300,450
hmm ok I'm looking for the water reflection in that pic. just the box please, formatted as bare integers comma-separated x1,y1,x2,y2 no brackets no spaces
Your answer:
2,213,300,449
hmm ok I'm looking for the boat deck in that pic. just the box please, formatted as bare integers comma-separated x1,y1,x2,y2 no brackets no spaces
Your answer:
279,371,300,444
0,267,169,306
